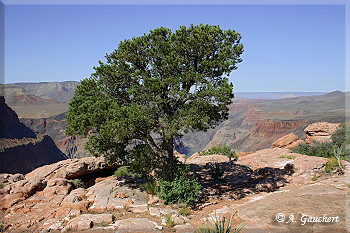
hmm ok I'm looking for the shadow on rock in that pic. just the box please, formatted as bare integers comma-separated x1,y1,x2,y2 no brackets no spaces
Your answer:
190,161,293,204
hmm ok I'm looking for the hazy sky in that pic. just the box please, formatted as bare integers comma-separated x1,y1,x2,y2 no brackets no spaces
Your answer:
3,1,347,92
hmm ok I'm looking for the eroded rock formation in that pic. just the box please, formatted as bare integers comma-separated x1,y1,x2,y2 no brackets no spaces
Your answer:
271,133,303,149
0,97,66,174
21,112,91,158
304,122,340,144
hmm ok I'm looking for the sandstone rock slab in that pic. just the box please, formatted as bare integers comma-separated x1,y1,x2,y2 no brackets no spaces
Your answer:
271,133,299,149
25,156,118,180
174,224,194,233
112,218,161,232
234,183,347,232
66,214,113,231
186,154,230,165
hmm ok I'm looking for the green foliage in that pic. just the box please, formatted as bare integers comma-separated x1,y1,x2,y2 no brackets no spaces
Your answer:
279,155,295,159
164,214,175,228
143,180,156,195
114,166,129,177
332,123,350,160
66,24,243,180
325,157,344,174
113,166,140,178
196,212,245,233
179,205,191,216
293,141,333,158
157,165,201,205
0,183,4,189
198,146,237,160
332,124,350,147
124,144,156,179
293,123,350,162
69,179,85,189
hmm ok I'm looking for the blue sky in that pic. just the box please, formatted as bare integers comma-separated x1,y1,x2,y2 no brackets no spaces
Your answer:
3,2,347,92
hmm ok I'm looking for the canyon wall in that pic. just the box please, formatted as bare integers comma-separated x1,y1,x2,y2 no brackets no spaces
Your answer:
0,96,66,174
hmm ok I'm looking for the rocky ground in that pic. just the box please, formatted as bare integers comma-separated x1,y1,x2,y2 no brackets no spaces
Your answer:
0,147,349,232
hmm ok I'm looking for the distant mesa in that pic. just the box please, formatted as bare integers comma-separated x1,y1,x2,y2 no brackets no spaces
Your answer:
3,84,62,106
12,81,80,103
281,94,297,99
234,92,327,100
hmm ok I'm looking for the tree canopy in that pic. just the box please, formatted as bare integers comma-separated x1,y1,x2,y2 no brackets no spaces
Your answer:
66,24,244,179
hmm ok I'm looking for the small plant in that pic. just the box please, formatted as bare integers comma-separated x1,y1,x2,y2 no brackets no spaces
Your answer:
208,161,224,180
69,179,85,189
196,211,246,233
114,166,131,178
114,165,142,179
311,174,318,181
179,205,191,216
164,214,175,228
93,221,109,227
0,183,4,189
325,156,344,174
199,146,237,160
143,180,156,195
157,165,201,205
280,155,295,159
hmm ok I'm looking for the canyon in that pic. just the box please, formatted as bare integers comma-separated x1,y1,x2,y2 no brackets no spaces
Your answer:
2,82,348,162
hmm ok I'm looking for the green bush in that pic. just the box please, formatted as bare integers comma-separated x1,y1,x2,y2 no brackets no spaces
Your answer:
0,183,4,189
332,123,350,160
179,205,191,216
198,146,237,160
325,157,344,174
292,141,333,158
157,165,201,205
114,166,130,178
143,180,156,195
332,124,350,147
114,166,142,178
293,123,350,162
196,212,245,233
164,214,175,228
69,179,85,189
280,155,295,159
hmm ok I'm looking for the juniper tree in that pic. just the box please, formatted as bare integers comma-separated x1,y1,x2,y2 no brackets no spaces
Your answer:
66,24,243,180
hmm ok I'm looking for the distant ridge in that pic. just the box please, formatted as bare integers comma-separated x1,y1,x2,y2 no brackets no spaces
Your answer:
235,92,327,100
322,90,345,97
12,81,80,103
3,84,62,106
